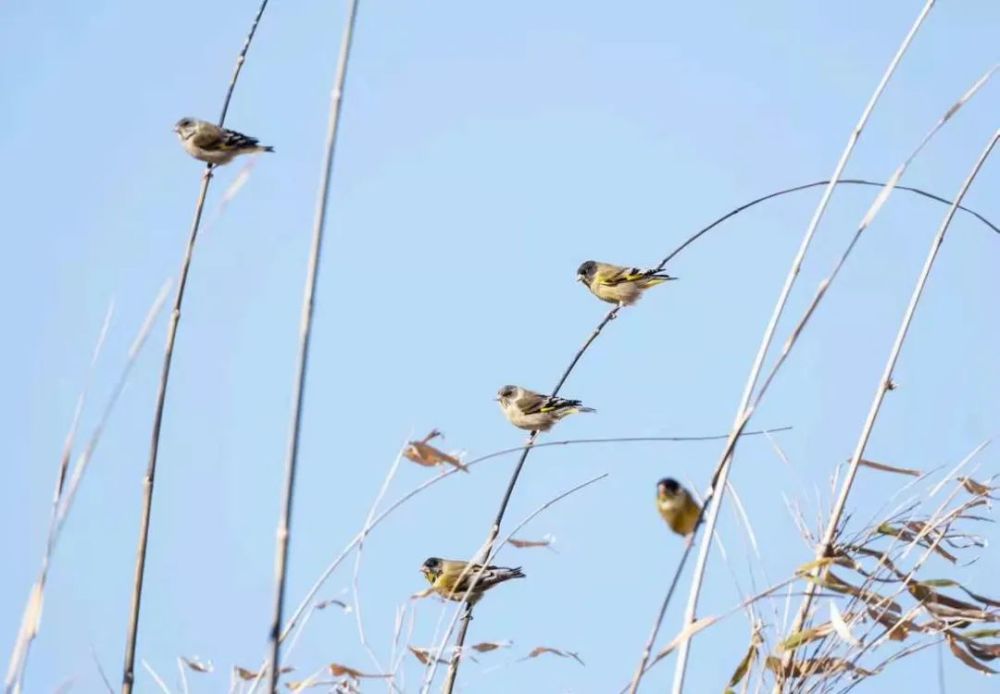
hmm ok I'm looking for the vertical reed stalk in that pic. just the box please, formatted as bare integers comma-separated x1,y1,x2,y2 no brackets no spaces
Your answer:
120,2,271,691
265,2,360,691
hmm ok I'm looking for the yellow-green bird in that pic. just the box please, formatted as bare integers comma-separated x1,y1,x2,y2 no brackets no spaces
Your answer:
420,557,525,605
576,260,676,306
656,478,700,537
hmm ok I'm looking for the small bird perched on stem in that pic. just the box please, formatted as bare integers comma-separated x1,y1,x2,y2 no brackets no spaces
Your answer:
420,557,525,605
496,385,595,432
656,478,700,537
173,117,274,165
576,260,676,306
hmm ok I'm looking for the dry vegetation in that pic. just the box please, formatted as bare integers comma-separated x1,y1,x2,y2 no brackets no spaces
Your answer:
4,1,998,693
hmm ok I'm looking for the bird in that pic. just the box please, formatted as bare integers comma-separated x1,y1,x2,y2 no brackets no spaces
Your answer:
576,260,676,306
656,478,701,537
173,117,274,165
420,557,525,605
496,385,595,432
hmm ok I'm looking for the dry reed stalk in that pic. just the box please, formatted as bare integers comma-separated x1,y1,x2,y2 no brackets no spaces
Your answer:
778,130,1000,689
120,2,272,691
265,1,360,691
5,283,170,694
666,4,937,691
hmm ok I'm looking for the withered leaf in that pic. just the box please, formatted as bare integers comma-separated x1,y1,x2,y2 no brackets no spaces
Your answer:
779,623,833,652
403,430,468,472
958,476,996,497
408,646,448,665
918,579,1000,608
509,536,555,550
235,665,293,681
522,647,585,666
726,624,762,688
180,656,212,673
328,663,390,679
859,458,922,477
829,602,861,647
947,636,999,674
470,641,511,653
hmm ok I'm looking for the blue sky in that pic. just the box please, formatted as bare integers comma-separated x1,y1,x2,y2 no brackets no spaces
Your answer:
2,1,999,692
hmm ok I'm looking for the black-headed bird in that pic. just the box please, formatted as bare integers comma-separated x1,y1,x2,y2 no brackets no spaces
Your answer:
496,385,595,432
420,557,524,605
576,260,676,306
174,117,274,165
656,478,700,537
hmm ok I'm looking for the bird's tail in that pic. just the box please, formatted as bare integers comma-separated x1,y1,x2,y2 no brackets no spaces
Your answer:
259,145,276,153
642,274,677,287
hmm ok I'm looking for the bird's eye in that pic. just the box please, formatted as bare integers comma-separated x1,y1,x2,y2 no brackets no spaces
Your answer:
499,386,514,398
577,261,594,276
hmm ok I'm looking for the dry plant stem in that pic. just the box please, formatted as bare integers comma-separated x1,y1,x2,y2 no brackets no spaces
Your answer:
120,1,271,690
782,125,998,685
6,285,169,694
265,2,359,691
669,4,936,691
3,304,112,694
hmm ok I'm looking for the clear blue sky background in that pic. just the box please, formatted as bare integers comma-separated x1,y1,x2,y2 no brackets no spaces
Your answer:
2,1,999,692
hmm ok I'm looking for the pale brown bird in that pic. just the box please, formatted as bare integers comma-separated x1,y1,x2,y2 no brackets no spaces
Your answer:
496,385,595,432
173,117,274,165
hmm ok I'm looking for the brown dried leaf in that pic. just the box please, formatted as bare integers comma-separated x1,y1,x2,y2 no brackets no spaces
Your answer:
403,430,468,472
918,579,1000,608
726,623,762,689
509,536,555,550
523,647,585,666
328,663,390,679
859,458,921,477
470,641,511,653
947,635,999,674
958,476,996,497
180,656,212,673
235,665,293,681
408,646,448,666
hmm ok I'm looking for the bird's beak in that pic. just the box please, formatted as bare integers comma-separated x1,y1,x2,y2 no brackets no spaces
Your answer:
493,397,501,402
576,274,586,283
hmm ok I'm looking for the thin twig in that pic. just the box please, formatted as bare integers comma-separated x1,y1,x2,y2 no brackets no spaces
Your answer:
3,301,112,694
6,284,169,694
120,1,271,690
669,5,937,691
265,2,360,691
779,130,999,687
141,660,171,694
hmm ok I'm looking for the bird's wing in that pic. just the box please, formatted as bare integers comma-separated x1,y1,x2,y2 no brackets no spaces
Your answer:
537,396,583,413
189,123,227,149
515,390,550,415
596,264,660,286
218,128,261,151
